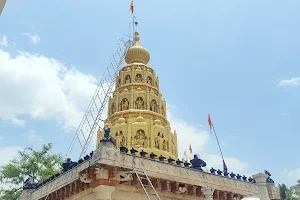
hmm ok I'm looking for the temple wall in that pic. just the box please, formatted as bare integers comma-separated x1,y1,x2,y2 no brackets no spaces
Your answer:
63,185,205,200
90,144,259,196
22,143,280,200
111,189,205,200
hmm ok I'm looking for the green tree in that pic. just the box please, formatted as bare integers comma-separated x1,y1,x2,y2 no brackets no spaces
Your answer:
0,143,64,200
279,183,288,200
279,183,298,200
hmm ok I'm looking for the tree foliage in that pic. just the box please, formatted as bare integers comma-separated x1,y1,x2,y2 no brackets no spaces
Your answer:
0,143,64,200
278,183,297,200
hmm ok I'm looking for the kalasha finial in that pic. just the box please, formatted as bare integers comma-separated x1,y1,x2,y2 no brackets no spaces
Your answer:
134,30,140,42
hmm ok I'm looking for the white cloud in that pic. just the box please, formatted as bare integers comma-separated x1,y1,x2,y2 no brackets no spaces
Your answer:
22,33,41,44
167,104,248,174
0,49,97,129
278,77,300,86
284,168,300,186
0,36,8,46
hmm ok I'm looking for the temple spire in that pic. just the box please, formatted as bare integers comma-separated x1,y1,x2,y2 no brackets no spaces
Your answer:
125,30,150,65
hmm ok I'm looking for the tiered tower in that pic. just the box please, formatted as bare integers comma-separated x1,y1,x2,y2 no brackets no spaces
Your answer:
96,30,178,159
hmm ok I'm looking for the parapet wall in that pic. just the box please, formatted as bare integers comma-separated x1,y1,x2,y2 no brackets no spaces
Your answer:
90,143,259,196
25,143,276,200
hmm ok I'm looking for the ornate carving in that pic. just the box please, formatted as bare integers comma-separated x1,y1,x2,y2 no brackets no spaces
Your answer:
120,98,129,111
115,131,126,148
155,133,164,150
133,129,147,148
166,180,171,192
161,105,165,115
201,188,215,199
125,75,131,84
135,73,143,83
111,103,116,114
100,128,116,146
79,169,91,184
135,97,145,109
150,99,158,112
117,78,121,87
147,76,153,85
191,154,207,171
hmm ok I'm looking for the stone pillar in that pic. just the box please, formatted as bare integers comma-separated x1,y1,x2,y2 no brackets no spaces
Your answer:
201,187,215,200
94,185,115,200
253,173,270,200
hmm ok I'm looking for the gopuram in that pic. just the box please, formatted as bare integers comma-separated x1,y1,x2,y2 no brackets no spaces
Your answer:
20,30,281,200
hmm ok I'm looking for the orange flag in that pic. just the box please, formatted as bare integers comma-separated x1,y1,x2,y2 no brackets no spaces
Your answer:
130,0,134,14
184,150,186,156
208,114,213,133
189,143,192,154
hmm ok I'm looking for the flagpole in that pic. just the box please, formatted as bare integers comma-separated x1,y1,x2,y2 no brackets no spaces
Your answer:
211,124,228,172
132,13,135,37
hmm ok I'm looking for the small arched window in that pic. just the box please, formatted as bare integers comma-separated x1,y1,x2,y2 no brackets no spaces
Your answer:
135,97,144,109
125,75,131,84
120,98,129,111
136,74,142,83
150,100,157,112
147,76,153,85
111,103,116,114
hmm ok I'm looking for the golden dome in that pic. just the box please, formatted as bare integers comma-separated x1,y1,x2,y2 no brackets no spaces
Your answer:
125,30,150,65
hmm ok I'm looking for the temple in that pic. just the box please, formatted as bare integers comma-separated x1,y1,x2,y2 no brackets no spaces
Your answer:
96,30,178,160
20,29,281,200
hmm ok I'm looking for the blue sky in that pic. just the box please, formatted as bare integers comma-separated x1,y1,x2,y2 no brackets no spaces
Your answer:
0,0,300,187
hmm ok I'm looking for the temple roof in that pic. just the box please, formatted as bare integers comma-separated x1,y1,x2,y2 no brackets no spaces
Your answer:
125,30,150,65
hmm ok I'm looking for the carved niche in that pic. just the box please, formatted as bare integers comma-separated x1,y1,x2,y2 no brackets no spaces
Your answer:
111,103,116,115
135,73,143,83
150,100,158,112
124,75,131,84
135,97,145,109
147,76,153,85
133,129,148,148
171,138,175,155
120,98,130,111
161,104,165,116
154,132,166,150
115,131,126,148
117,78,121,87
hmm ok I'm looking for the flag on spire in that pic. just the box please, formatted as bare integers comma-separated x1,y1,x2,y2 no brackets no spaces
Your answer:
130,0,134,14
208,114,213,133
184,150,186,156
189,143,192,154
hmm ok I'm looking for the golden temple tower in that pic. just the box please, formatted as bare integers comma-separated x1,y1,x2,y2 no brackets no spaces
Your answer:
97,30,178,159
